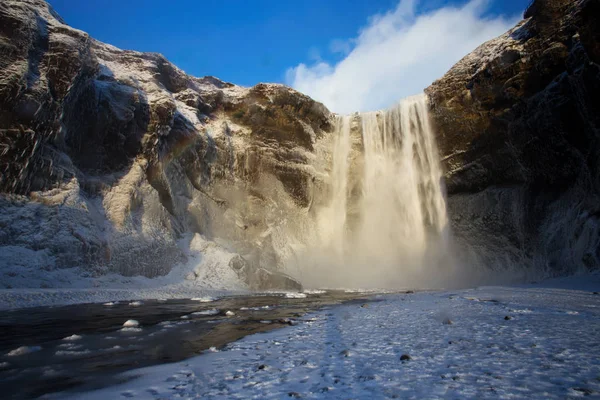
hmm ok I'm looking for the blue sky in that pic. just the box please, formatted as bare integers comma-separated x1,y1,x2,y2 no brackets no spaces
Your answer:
48,0,529,112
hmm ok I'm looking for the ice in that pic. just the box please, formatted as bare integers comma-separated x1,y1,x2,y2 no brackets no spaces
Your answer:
225,310,235,317
128,301,143,306
123,320,140,327
7,346,41,356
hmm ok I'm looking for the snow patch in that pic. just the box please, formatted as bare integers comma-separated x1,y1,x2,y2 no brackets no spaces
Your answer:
191,309,220,316
62,334,82,341
190,296,217,302
7,346,41,356
284,292,307,299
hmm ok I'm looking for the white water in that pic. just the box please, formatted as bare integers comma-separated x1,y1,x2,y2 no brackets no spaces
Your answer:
305,94,451,288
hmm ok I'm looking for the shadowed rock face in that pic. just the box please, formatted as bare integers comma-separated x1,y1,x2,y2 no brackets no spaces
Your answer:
0,0,331,289
426,0,600,275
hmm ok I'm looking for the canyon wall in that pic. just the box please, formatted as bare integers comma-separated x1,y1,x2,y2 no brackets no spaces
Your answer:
1,0,599,290
0,0,331,289
426,0,600,276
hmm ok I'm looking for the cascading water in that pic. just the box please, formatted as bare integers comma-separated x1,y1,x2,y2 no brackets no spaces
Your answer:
304,94,451,288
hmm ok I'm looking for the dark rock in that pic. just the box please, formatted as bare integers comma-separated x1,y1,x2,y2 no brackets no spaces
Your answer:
426,0,600,276
0,0,331,286
504,316,512,320
442,318,453,325
400,354,412,361
257,364,266,370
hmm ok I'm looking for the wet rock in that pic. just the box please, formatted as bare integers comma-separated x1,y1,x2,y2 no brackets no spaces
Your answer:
251,268,303,291
442,318,453,325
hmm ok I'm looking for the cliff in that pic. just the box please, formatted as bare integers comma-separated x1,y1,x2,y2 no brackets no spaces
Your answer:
426,0,600,275
1,0,599,291
0,0,331,289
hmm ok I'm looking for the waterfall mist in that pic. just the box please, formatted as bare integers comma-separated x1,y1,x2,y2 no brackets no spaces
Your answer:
298,94,464,289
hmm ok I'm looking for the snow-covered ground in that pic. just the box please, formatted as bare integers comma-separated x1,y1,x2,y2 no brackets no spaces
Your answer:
60,275,600,399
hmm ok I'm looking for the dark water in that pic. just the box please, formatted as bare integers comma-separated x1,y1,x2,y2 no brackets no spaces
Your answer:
0,291,377,399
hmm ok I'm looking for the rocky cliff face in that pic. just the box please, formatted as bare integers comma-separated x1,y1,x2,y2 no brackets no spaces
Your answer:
426,0,600,276
2,0,598,290
0,0,331,289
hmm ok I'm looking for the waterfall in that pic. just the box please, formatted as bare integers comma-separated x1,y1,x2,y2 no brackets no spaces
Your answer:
306,94,450,288
323,115,352,259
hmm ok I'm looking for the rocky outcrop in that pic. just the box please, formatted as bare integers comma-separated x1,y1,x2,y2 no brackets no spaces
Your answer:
426,0,600,275
0,0,330,289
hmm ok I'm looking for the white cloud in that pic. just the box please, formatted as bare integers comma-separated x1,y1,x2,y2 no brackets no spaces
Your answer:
285,0,520,114
329,38,353,55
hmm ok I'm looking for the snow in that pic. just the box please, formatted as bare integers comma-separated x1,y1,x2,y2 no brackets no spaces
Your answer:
0,234,248,310
62,334,82,341
303,289,326,294
191,296,217,302
123,320,140,327
67,275,600,399
121,327,142,333
6,346,41,357
191,309,220,316
284,292,307,299
55,349,91,356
